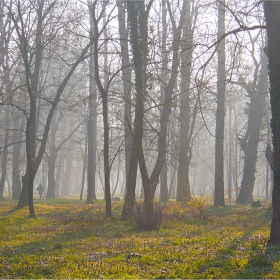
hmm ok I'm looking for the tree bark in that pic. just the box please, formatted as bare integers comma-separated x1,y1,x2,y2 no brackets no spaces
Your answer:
0,106,10,199
61,156,72,197
177,0,193,202
214,0,226,207
87,0,97,204
237,54,268,204
12,104,25,200
228,106,233,203
263,1,280,244
160,161,168,202
117,0,133,201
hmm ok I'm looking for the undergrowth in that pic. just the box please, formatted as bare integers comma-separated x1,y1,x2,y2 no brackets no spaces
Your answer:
0,199,279,279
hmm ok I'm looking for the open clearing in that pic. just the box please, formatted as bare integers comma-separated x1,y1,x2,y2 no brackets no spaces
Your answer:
0,199,279,279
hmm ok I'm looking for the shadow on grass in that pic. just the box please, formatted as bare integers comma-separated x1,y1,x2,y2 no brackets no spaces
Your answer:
0,205,23,216
193,218,275,279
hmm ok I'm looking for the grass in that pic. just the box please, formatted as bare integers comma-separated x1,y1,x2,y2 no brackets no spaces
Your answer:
0,198,279,279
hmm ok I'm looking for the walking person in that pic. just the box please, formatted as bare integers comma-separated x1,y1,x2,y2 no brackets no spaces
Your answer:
37,183,44,199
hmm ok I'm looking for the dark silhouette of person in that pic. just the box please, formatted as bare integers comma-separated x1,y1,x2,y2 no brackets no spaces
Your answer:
37,183,44,199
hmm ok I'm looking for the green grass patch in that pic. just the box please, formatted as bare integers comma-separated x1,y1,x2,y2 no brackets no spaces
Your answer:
0,199,279,278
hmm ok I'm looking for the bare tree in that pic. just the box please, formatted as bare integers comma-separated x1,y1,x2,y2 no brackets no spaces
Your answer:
8,0,92,216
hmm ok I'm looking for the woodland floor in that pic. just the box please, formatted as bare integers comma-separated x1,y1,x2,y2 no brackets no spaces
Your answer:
0,196,279,279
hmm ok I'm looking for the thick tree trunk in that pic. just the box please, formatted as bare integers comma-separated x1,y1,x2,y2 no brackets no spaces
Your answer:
117,0,133,199
264,1,280,244
237,54,268,204
214,0,226,207
122,143,138,219
177,0,193,202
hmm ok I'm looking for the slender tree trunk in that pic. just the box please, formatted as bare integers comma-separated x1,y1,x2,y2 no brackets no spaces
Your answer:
158,0,169,203
80,127,88,200
46,149,58,199
228,106,233,203
46,109,58,199
233,115,239,201
61,157,72,197
87,1,97,204
102,1,111,217
112,156,121,199
168,167,177,199
125,1,155,225
102,95,112,217
55,156,62,197
0,104,10,199
214,0,226,207
160,161,168,202
12,98,25,200
149,1,188,197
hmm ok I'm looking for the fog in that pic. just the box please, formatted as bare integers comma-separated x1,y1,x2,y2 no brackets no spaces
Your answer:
0,0,270,216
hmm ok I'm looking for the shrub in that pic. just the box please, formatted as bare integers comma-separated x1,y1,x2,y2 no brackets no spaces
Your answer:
248,250,272,267
134,201,163,231
187,197,209,221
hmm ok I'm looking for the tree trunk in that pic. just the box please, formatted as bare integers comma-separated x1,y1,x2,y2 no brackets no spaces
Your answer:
55,155,62,197
122,143,139,219
169,167,177,199
117,0,133,201
160,161,168,202
228,106,233,203
80,127,88,200
237,54,268,204
12,98,25,200
102,95,112,217
61,157,72,197
177,0,193,202
0,105,10,199
87,1,97,203
149,2,187,197
46,109,58,199
263,1,280,244
214,0,226,207
46,148,58,199
124,1,155,226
